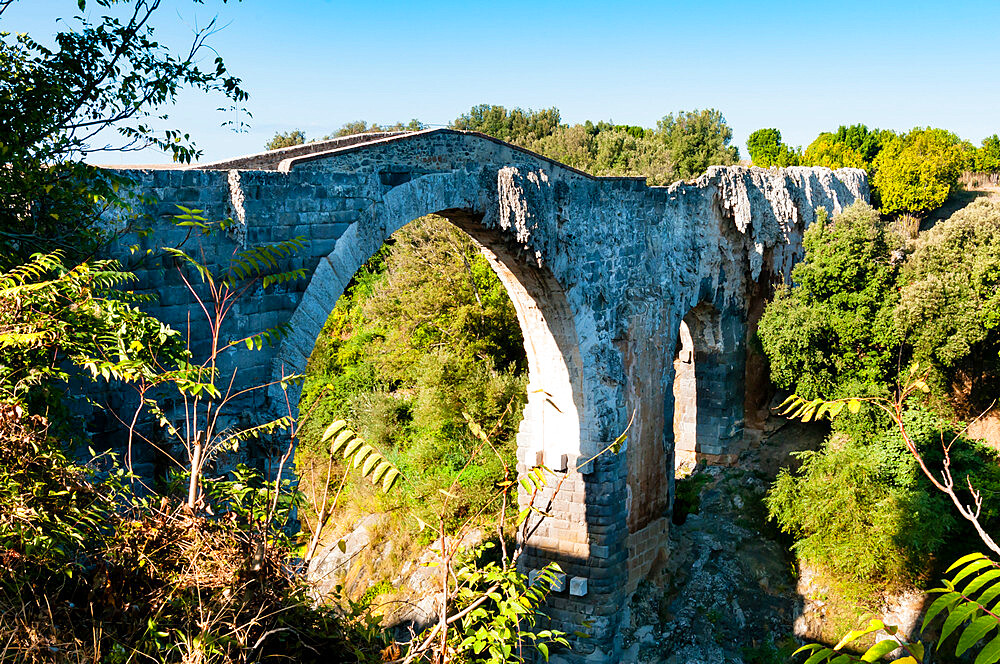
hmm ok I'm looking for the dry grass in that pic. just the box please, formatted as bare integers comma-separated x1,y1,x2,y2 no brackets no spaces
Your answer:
0,408,365,664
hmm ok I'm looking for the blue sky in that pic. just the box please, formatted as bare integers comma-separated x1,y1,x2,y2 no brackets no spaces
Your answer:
6,0,1000,164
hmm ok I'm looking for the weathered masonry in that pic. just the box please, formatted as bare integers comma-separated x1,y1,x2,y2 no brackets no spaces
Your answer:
110,130,867,662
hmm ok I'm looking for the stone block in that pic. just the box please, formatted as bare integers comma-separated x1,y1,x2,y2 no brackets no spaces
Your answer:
589,544,610,559
569,576,588,597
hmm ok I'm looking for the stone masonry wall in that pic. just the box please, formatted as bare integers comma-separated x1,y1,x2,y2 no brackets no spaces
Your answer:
104,129,868,663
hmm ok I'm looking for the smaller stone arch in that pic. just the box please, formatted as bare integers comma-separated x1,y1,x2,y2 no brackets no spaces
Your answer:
672,301,746,471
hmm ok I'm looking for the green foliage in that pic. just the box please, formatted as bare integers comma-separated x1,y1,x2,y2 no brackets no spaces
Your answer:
673,470,712,524
266,129,307,150
451,546,570,663
266,121,427,151
320,419,402,493
896,198,1000,412
0,251,186,431
0,404,123,578
798,123,973,215
136,209,309,508
0,0,248,261
769,389,1000,589
871,127,967,215
296,215,526,533
200,463,305,544
655,108,740,179
794,616,925,663
0,406,379,663
923,553,1000,662
761,200,1000,592
758,203,902,411
798,553,1000,664
767,428,950,585
588,128,674,183
803,133,870,170
747,128,801,167
450,104,738,184
762,196,1000,420
975,135,1000,173
331,118,426,137
803,124,894,171
452,104,563,144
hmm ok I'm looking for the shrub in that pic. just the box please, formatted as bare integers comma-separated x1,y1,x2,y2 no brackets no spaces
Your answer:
0,407,376,663
896,197,1000,413
757,203,902,420
766,406,1000,586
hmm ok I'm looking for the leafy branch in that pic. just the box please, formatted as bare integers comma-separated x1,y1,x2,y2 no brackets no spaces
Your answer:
777,365,1000,558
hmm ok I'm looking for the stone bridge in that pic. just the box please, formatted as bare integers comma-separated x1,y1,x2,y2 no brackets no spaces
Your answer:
111,129,867,662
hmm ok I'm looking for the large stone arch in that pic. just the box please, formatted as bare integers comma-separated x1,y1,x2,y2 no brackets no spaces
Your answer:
265,174,591,482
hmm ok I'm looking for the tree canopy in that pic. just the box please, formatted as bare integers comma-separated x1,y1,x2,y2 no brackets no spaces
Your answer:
0,0,247,261
265,130,307,150
758,203,902,405
897,198,1000,411
747,128,801,167
451,104,562,145
871,128,967,215
761,200,1000,588
449,104,739,184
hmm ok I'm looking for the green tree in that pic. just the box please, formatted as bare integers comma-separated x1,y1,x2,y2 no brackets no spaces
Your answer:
266,129,307,150
871,127,966,215
757,203,903,405
331,118,425,137
589,128,674,184
655,108,740,179
0,0,247,262
449,104,739,184
451,104,562,144
746,128,800,167
975,134,1000,172
801,125,898,171
803,133,869,169
835,124,890,164
896,198,1000,412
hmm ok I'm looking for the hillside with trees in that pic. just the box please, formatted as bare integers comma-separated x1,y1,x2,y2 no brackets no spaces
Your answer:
747,122,1000,216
